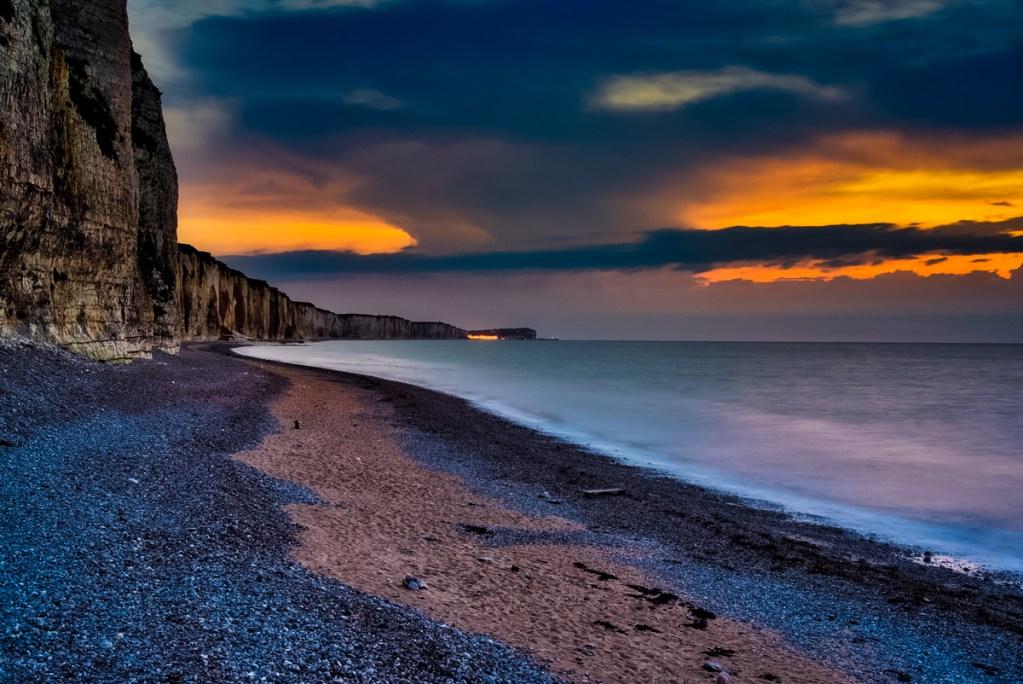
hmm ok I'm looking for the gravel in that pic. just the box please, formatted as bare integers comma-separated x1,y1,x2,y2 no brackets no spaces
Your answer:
0,340,558,684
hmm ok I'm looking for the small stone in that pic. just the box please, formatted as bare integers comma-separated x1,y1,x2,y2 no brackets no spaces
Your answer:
293,420,301,429
716,674,732,684
403,575,427,591
477,556,494,563
98,638,114,650
704,661,724,673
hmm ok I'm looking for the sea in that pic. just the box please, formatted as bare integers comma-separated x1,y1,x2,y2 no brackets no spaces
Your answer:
235,340,1023,573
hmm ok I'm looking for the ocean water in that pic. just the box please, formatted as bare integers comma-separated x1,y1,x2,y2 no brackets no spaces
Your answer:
236,341,1023,572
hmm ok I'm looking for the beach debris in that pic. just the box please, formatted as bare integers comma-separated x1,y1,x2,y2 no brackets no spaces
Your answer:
293,420,300,429
573,561,618,581
581,488,624,498
477,556,495,564
593,620,627,634
459,523,494,536
703,660,724,673
686,606,718,630
625,583,680,606
402,575,427,591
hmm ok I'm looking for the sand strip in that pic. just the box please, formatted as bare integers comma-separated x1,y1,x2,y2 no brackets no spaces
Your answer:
236,360,854,683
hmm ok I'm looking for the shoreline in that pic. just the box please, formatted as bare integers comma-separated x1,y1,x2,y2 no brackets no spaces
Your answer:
231,348,853,683
225,343,1023,683
3,340,1020,682
234,343,1023,576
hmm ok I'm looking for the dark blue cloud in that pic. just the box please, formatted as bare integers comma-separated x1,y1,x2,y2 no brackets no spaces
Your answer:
181,0,1022,139
166,0,1023,248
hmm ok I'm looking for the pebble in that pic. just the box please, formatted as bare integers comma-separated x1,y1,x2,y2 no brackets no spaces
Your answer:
404,575,428,591
0,343,555,684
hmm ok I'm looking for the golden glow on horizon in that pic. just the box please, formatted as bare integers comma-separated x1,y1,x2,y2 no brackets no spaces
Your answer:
178,203,417,256
174,132,1023,285
468,334,501,340
698,253,1023,284
669,132,1023,282
683,163,1023,230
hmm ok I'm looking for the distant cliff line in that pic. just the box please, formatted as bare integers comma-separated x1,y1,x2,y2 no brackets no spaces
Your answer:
0,0,464,361
178,244,466,344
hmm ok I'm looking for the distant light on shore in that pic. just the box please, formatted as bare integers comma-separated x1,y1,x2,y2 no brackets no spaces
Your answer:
468,334,500,341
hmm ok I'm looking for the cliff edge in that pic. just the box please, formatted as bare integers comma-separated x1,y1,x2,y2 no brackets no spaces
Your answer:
0,0,464,360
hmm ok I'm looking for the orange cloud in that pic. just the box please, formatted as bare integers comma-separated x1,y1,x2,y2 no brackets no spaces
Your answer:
698,253,1023,284
657,131,1023,282
680,132,1023,230
176,154,418,255
178,203,417,255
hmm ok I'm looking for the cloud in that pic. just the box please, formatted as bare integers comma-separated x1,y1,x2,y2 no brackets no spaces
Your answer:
219,217,1023,279
148,0,1023,260
830,0,949,26
127,0,380,83
342,88,403,111
594,67,846,112
163,98,235,153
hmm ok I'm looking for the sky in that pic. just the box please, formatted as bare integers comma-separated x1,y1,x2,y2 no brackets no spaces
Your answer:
127,0,1023,340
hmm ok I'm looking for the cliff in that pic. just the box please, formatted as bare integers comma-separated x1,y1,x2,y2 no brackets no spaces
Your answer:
177,245,465,342
0,0,465,360
0,0,179,360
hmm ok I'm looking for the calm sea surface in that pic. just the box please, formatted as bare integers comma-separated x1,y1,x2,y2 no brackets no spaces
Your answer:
237,341,1023,571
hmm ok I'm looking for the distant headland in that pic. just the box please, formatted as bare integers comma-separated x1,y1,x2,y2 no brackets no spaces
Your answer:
467,328,538,341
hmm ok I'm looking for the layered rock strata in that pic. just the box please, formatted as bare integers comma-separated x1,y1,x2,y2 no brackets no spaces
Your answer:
178,245,465,342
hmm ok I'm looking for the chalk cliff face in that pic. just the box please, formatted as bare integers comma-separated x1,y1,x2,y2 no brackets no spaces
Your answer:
0,0,175,360
0,0,465,359
177,245,465,342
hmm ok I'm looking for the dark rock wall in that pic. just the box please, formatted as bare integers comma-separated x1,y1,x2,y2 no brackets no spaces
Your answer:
0,0,159,360
0,0,465,359
131,51,179,353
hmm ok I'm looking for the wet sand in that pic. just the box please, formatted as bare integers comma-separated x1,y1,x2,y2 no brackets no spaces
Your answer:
235,359,856,683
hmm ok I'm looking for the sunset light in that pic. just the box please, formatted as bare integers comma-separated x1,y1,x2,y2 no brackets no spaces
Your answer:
178,203,417,256
679,134,1023,233
4,1,1023,682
